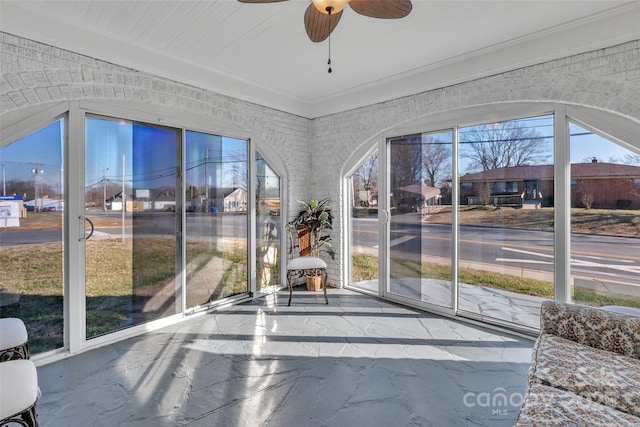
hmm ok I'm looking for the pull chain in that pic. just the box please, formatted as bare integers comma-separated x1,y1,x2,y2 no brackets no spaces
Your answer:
327,7,333,73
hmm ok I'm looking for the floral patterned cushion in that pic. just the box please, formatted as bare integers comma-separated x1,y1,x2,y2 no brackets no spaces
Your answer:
515,383,640,426
529,333,640,417
539,300,640,358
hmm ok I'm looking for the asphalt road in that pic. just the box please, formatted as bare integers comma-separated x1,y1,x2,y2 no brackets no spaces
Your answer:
353,213,640,286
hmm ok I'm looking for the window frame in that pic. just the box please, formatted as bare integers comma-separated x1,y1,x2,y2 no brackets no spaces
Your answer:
344,102,640,334
1,100,287,362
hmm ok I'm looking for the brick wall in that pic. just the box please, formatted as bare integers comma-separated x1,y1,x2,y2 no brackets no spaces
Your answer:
2,32,639,288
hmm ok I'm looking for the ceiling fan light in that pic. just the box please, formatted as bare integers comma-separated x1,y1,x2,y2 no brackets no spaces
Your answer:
311,0,349,14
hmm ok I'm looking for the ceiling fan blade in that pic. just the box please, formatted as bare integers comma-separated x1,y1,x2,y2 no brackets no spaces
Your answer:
237,0,288,3
349,0,412,19
304,4,342,43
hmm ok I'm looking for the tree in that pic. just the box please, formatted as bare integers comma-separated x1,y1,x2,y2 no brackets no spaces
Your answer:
6,178,56,200
478,182,493,206
353,151,378,206
623,152,640,165
460,120,550,172
577,180,594,209
422,137,450,188
390,135,424,204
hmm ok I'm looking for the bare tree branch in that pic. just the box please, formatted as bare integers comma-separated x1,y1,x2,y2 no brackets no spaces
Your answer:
460,120,550,172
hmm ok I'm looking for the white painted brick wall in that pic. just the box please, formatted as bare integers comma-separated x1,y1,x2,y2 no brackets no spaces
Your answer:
2,32,639,289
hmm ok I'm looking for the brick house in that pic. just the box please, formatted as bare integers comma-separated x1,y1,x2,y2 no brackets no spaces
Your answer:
459,159,640,209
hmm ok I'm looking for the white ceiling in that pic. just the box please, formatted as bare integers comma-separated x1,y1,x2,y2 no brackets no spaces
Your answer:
2,0,639,118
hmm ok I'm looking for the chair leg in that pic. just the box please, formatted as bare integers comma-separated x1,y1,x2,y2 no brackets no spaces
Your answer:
0,402,38,427
287,271,293,307
322,269,328,305
25,402,38,427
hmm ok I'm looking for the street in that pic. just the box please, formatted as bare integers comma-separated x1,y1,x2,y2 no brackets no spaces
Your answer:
353,214,640,287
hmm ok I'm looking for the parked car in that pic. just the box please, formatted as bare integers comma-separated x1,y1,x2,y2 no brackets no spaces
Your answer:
397,197,421,213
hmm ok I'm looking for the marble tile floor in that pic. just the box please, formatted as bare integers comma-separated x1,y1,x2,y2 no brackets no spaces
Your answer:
354,279,543,330
35,289,534,427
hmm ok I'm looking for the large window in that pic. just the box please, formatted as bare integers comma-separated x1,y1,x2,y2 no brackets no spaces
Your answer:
345,108,634,332
569,122,640,310
0,118,65,353
348,107,639,331
1,103,281,358
457,115,554,329
256,152,282,291
349,150,380,293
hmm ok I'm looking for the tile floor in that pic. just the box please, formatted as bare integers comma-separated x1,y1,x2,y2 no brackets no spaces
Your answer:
354,278,544,330
35,289,534,426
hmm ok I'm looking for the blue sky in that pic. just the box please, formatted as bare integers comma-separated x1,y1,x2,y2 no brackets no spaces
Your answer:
0,119,64,192
569,123,634,164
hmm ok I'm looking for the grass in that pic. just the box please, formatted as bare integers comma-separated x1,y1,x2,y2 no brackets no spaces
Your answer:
1,237,249,352
351,253,640,309
429,206,640,236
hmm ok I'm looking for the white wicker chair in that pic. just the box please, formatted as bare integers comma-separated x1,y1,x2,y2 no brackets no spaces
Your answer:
0,359,39,427
0,318,30,361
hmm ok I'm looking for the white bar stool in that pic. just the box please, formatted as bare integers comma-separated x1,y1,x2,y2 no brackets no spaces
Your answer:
0,359,39,426
0,318,30,361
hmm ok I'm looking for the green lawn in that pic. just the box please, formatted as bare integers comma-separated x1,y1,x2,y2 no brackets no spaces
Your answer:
351,253,640,309
1,238,248,353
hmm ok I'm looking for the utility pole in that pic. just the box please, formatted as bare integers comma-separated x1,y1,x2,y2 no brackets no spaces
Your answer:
31,164,44,212
103,167,108,211
205,148,209,206
1,163,5,196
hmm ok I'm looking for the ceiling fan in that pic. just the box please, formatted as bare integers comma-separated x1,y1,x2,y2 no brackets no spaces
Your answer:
238,0,413,43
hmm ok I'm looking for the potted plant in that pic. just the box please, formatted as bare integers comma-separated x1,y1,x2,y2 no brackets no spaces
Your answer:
287,198,335,291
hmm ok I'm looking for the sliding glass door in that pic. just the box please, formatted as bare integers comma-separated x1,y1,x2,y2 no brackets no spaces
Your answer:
386,131,453,309
85,116,180,338
184,131,248,309
2,103,282,356
345,108,634,332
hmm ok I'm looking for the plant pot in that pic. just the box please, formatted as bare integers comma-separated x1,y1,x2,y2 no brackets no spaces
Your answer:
306,275,322,291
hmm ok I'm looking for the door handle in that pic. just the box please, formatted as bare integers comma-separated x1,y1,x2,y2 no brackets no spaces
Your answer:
380,209,390,224
81,216,94,241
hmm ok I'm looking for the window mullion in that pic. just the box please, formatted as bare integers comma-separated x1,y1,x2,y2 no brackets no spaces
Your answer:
67,102,87,353
554,106,571,303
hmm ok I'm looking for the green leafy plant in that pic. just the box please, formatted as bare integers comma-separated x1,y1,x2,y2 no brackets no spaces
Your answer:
288,198,335,259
